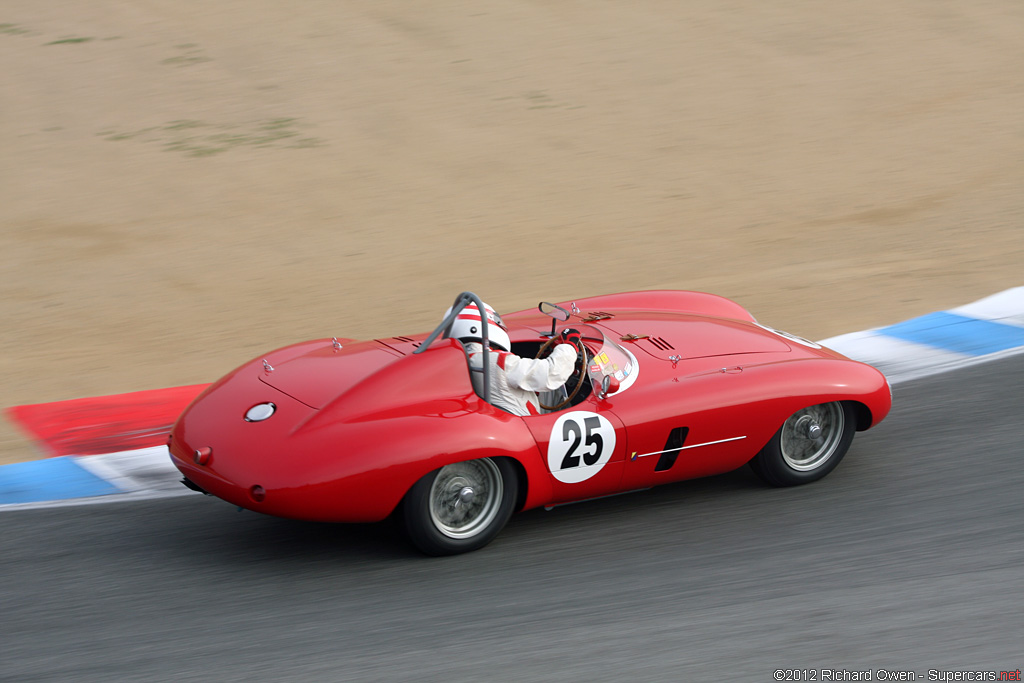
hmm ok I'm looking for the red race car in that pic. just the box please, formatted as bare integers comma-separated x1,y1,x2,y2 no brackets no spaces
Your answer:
169,291,891,555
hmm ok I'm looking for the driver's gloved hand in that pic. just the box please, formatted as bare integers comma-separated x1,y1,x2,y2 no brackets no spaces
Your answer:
558,328,582,345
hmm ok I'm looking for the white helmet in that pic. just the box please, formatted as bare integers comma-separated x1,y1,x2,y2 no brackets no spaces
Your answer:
446,301,511,351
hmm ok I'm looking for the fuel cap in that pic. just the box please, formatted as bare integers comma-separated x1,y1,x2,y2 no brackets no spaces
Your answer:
244,402,276,422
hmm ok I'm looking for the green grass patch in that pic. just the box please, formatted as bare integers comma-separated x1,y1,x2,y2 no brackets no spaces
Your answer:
47,36,94,45
100,118,326,157
1,23,31,36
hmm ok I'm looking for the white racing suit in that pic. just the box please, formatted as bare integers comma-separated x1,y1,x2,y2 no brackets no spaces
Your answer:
464,342,578,416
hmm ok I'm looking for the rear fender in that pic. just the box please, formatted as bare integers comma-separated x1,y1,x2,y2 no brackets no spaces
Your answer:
282,401,550,521
290,340,557,519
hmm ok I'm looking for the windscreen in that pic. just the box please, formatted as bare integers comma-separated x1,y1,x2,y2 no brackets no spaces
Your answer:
576,324,640,395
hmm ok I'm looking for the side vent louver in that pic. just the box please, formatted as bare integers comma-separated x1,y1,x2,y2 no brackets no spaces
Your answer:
655,427,689,472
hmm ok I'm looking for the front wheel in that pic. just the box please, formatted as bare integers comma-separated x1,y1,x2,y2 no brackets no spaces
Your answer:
402,457,518,556
750,401,856,487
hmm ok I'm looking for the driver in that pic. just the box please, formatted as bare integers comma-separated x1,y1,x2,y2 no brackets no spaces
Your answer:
448,301,581,416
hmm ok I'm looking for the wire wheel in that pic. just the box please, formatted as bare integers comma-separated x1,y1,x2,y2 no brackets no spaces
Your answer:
427,459,504,540
779,402,846,472
750,401,856,487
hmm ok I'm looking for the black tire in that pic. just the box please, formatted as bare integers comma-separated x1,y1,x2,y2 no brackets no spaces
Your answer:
750,401,856,487
402,457,518,556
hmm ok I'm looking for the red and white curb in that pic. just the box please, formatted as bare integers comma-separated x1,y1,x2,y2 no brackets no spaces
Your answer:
3,287,1022,510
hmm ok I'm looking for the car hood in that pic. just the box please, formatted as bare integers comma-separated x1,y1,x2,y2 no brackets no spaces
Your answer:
593,313,793,361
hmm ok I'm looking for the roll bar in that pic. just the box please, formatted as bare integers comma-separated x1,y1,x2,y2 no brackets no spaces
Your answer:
413,291,492,404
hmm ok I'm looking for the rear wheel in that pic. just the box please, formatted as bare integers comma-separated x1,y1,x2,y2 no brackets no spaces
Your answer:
750,401,855,487
402,457,517,556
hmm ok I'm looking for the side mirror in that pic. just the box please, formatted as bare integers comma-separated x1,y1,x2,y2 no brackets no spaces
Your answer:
597,374,620,400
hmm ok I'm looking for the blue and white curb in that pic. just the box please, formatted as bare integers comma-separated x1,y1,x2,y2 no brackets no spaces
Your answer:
3,286,1023,510
0,446,194,511
821,286,1024,384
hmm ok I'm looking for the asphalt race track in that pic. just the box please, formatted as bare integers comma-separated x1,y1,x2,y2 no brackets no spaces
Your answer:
2,356,1022,682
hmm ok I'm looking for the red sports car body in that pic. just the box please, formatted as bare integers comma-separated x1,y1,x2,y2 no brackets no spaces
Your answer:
169,291,891,555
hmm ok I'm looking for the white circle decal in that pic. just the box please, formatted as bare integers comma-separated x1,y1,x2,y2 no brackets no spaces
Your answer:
547,411,616,484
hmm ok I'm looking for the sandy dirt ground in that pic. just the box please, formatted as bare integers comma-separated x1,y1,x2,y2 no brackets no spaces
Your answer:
2,1,1021,464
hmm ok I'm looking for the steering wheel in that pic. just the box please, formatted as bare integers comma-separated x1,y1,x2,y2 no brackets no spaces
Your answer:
534,335,589,411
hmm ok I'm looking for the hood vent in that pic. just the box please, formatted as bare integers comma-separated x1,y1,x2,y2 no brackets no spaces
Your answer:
392,336,421,348
647,336,675,351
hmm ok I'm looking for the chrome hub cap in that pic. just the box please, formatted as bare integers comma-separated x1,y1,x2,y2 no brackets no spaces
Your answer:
780,403,845,471
428,459,503,539
793,414,823,440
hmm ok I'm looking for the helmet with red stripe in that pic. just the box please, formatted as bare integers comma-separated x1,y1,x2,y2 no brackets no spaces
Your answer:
445,301,511,351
